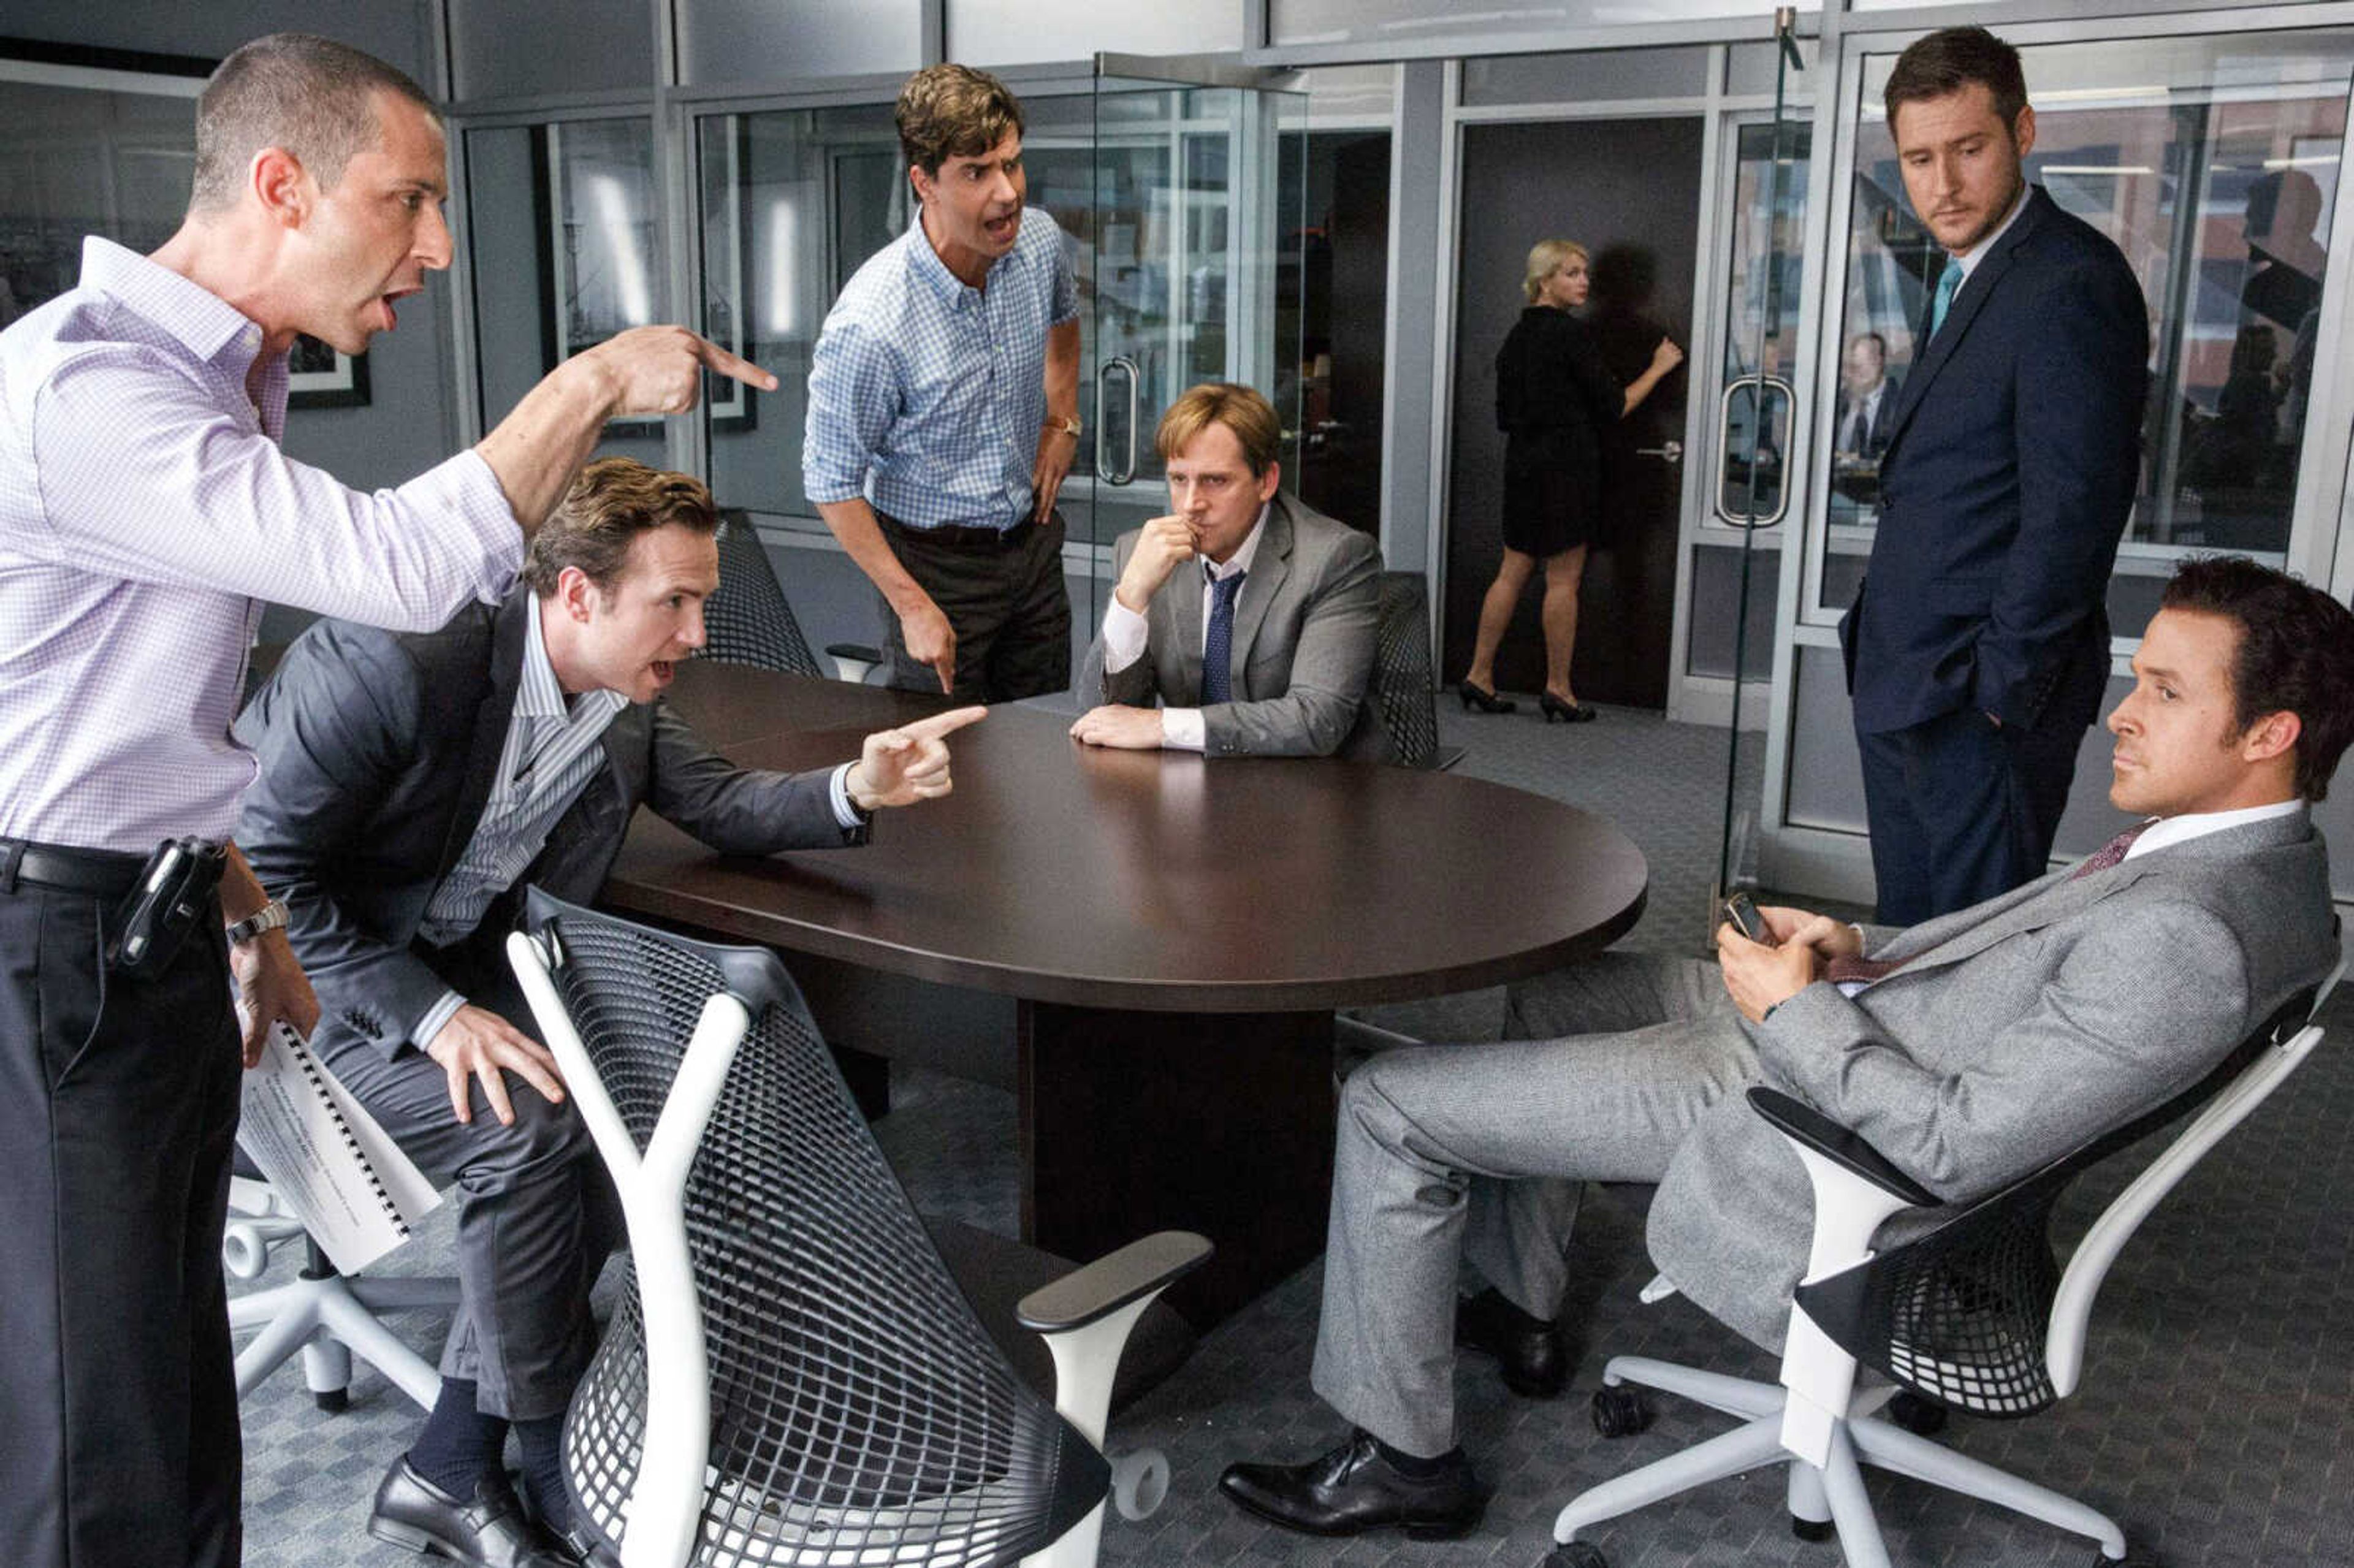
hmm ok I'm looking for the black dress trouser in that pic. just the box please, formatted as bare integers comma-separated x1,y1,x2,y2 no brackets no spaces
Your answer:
0,878,243,1568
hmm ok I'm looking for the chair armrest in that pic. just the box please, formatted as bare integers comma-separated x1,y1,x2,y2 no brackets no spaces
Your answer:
1017,1231,1213,1334
1747,1087,1941,1209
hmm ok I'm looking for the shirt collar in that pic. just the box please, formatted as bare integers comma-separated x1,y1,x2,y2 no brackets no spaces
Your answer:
520,595,571,721
80,235,268,371
1204,503,1271,584
1949,183,2032,284
905,209,1025,310
2125,797,2305,862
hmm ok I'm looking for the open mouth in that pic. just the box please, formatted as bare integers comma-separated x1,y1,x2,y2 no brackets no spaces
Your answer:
378,284,422,332
984,211,1020,243
650,660,676,685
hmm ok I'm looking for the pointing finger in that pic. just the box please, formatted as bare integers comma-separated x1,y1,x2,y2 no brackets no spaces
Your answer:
690,333,780,391
900,705,988,742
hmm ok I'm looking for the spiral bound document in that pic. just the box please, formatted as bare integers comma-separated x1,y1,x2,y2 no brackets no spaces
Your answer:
235,1019,443,1274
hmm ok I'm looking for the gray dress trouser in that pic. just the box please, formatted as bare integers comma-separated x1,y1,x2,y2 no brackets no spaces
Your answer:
1309,952,1762,1456
313,1027,623,1422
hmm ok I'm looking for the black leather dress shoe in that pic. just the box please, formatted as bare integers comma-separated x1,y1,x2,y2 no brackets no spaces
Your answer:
1455,1287,1570,1398
1219,1431,1482,1539
368,1459,574,1568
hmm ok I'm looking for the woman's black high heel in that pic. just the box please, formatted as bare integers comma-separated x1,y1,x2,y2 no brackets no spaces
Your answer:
1540,693,1597,724
1459,682,1517,714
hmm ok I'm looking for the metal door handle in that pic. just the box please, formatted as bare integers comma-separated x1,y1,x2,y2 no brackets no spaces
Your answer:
1098,357,1141,485
1636,440,1683,464
1713,375,1794,528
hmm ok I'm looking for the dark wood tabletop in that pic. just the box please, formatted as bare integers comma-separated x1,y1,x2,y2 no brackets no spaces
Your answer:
604,662,1650,1012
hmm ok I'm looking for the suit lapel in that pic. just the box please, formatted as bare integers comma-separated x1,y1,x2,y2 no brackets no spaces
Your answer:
1227,497,1294,700
434,590,533,885
1165,556,1206,701
1883,186,2052,457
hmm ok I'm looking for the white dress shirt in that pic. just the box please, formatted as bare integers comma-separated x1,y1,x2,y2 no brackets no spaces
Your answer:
0,237,521,851
1099,504,1270,752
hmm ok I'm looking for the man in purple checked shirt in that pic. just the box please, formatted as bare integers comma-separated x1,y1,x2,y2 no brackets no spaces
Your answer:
0,33,775,1568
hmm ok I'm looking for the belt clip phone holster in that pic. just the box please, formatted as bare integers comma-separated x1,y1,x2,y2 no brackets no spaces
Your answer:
109,837,227,976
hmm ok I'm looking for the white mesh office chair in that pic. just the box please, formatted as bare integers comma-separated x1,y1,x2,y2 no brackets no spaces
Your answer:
1546,982,2331,1568
507,890,1208,1568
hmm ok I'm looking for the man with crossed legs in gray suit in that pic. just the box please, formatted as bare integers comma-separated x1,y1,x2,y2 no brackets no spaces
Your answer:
1222,557,2353,1539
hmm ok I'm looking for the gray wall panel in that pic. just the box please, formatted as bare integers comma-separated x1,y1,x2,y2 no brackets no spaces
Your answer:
1381,59,1443,584
677,0,923,85
448,0,648,98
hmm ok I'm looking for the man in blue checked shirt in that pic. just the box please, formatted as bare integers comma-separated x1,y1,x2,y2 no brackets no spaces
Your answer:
804,63,1084,702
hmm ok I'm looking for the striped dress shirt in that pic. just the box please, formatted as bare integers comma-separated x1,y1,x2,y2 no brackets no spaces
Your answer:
0,237,520,852
803,207,1078,530
410,598,627,1046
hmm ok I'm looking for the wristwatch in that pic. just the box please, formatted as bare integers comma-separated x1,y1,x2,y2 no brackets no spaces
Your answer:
1045,414,1082,438
226,898,290,946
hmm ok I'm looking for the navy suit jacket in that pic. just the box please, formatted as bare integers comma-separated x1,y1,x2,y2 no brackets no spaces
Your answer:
1842,187,2147,736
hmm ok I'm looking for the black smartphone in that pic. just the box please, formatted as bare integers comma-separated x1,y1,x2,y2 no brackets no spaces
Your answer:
1721,891,1773,946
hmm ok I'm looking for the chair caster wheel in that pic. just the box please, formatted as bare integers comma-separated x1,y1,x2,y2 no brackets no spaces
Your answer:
1591,1385,1651,1438
1108,1448,1168,1521
1791,1515,1835,1542
312,1388,349,1414
1886,1390,1948,1436
1542,1543,1609,1568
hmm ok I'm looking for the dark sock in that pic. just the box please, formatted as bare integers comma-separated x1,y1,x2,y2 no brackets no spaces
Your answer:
514,1414,571,1532
408,1378,508,1499
1369,1434,1462,1477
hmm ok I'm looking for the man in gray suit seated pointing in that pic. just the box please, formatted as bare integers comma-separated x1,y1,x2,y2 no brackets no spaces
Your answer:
1071,381,1390,761
236,459,980,1568
1221,556,2352,1540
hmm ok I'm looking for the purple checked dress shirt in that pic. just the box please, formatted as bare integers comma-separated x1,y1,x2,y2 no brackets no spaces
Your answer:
0,237,522,853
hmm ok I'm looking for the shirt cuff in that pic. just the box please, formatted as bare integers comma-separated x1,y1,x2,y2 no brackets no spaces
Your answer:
1162,708,1206,752
413,989,467,1053
1100,598,1150,674
829,762,869,828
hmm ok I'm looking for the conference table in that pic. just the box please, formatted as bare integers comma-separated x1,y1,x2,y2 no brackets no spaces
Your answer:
602,663,1649,1323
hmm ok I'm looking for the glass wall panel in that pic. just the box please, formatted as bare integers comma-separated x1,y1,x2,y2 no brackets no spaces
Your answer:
1271,0,1793,50
678,0,921,85
465,118,666,468
450,0,647,99
1826,29,2354,620
0,78,191,327
1461,47,1711,107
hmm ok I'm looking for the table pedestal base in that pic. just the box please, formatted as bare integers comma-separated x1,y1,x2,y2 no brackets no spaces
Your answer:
1019,1002,1336,1326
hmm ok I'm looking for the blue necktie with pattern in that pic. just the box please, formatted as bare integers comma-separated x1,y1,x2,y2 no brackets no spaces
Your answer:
1928,262,1963,340
1202,569,1244,706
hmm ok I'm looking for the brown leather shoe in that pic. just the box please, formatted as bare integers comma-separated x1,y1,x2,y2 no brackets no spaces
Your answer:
1455,1286,1571,1398
1219,1432,1482,1539
368,1459,573,1568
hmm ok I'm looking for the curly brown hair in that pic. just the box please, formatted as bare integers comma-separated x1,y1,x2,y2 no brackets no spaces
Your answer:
896,63,1025,178
524,459,718,596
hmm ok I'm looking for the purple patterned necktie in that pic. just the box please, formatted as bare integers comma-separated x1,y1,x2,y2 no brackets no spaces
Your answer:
1826,820,2155,986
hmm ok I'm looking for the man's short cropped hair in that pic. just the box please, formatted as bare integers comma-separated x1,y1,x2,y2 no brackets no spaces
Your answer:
1157,382,1282,478
524,459,719,598
2161,556,2354,802
190,33,438,212
896,64,1025,178
1522,238,1588,304
1884,26,2028,132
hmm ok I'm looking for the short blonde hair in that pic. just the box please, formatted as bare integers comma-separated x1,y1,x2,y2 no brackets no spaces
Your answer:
1522,238,1589,303
524,458,717,596
1156,382,1282,476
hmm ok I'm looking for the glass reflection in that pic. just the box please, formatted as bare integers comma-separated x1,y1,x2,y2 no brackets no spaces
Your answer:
1832,29,2353,615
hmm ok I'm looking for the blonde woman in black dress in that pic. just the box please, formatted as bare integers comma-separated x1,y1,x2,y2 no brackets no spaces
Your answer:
1461,238,1682,721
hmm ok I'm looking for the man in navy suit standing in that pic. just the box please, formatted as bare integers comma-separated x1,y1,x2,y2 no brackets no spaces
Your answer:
1843,26,2147,923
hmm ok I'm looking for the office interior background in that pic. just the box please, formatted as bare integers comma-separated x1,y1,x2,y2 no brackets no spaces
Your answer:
6,0,2353,924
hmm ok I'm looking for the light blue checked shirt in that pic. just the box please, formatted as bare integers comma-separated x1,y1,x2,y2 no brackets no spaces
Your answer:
0,237,520,852
410,598,628,1048
804,207,1078,530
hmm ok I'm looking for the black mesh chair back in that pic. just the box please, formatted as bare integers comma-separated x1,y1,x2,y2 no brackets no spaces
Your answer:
703,509,826,677
524,890,1108,1567
1795,987,2318,1419
1371,570,1442,769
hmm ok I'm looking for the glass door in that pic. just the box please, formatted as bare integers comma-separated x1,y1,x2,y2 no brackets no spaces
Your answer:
1037,66,1308,646
1707,17,1810,907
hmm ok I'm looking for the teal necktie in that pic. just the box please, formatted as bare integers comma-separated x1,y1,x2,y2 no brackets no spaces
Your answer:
1929,264,1962,340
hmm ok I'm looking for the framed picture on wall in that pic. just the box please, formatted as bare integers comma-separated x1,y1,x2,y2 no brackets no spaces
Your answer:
286,332,371,408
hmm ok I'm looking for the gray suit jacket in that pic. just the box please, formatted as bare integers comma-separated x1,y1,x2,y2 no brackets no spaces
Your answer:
1648,812,2336,1350
1079,492,1390,761
234,590,863,1061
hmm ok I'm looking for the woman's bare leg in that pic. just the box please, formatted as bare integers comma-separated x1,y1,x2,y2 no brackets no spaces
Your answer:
1465,548,1538,692
1541,544,1588,704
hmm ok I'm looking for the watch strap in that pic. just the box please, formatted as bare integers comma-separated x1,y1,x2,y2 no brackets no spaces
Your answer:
227,897,290,945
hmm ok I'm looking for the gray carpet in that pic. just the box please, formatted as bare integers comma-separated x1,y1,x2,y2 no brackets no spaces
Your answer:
232,699,2354,1567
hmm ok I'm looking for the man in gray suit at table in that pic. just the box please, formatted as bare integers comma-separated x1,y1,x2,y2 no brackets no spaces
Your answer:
235,458,979,1567
1070,381,1390,761
1221,556,2350,1540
